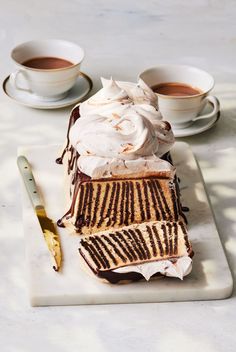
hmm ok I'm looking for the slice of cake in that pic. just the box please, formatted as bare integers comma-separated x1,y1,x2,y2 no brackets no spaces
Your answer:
79,220,192,284
57,78,193,283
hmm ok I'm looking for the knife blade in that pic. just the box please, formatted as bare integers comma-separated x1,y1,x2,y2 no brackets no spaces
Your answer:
17,155,62,272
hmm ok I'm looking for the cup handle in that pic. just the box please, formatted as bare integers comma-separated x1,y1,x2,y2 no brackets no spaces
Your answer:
10,70,32,93
193,96,220,121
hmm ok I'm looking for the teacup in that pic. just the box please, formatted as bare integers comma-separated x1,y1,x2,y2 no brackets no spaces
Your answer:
10,39,85,101
139,65,220,129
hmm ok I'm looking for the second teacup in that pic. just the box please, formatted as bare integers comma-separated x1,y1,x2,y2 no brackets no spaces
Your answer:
139,65,220,129
10,39,85,102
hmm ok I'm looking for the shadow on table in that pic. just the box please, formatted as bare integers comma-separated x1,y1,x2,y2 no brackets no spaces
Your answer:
177,89,236,297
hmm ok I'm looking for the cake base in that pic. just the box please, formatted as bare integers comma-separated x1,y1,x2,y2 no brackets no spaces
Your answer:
18,142,233,306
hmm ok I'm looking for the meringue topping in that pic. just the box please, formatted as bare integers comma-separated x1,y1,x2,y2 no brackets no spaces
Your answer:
69,78,175,178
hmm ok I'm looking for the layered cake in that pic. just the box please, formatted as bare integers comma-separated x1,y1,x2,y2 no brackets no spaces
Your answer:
57,78,193,283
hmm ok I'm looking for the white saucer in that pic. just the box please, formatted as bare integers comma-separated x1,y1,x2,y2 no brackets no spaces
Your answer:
2,72,93,109
172,101,221,138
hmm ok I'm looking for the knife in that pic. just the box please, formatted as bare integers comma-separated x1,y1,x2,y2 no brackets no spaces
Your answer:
17,155,62,272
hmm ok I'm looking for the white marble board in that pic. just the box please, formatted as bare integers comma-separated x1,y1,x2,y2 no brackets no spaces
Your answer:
18,142,233,306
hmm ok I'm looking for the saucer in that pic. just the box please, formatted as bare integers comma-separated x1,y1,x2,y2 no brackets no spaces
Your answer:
2,72,93,109
172,101,221,138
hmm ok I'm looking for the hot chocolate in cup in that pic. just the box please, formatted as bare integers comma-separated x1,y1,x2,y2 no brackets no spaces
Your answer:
139,65,220,129
10,39,85,102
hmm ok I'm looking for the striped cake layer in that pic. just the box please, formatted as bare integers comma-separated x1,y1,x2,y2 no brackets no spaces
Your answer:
62,177,181,235
79,220,192,273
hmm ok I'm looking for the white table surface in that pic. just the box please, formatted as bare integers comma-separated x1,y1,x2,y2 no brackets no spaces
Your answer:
0,1,236,351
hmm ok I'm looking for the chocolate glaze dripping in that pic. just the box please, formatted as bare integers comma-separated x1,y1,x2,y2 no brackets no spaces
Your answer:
56,105,92,228
57,171,91,228
182,206,190,212
56,105,80,166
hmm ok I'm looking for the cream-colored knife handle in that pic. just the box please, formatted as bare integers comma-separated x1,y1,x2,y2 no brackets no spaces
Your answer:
17,156,43,209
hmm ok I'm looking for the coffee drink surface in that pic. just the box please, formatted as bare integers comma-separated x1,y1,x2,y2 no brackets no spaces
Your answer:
152,82,202,97
22,57,74,70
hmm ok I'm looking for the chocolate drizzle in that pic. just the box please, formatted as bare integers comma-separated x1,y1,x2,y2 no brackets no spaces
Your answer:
75,184,84,228
182,206,190,212
81,184,90,225
56,105,80,167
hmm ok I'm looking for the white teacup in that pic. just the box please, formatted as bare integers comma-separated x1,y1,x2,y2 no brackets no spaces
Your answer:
10,39,85,101
139,65,220,129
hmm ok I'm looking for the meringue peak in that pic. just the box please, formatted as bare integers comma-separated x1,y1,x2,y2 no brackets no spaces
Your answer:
70,77,175,178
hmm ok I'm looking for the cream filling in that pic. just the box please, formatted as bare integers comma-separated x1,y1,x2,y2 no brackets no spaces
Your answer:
113,256,192,281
